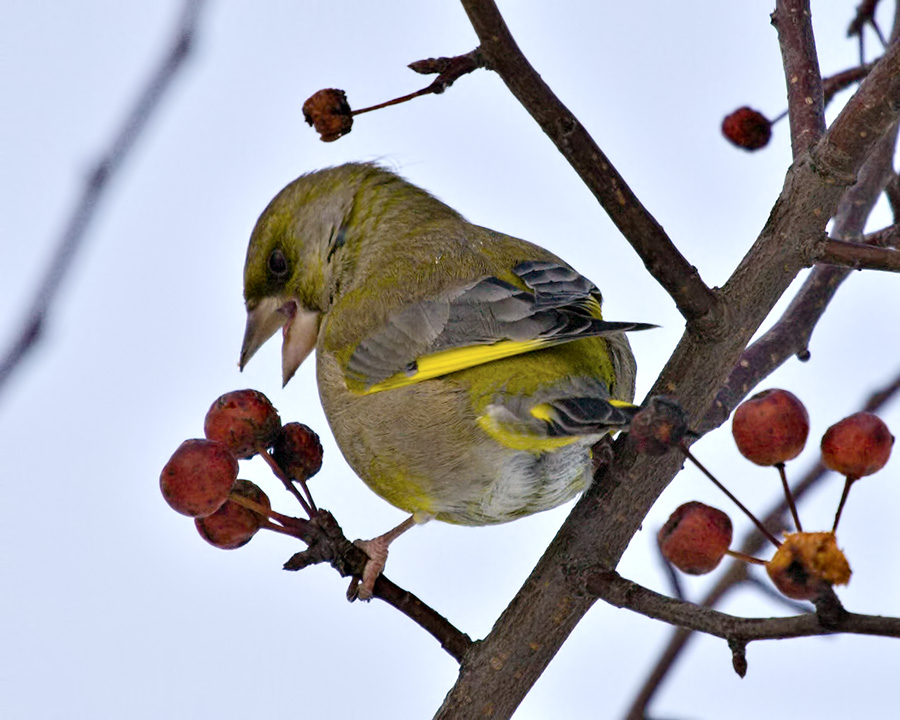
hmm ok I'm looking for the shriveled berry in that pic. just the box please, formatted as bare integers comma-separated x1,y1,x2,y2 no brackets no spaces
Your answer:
629,396,689,456
766,531,851,601
302,89,353,142
204,389,281,459
272,422,323,480
160,439,238,517
732,389,809,466
821,412,894,479
658,502,733,575
196,479,271,549
722,107,771,150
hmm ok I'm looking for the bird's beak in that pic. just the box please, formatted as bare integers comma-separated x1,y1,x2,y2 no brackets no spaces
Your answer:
240,297,320,386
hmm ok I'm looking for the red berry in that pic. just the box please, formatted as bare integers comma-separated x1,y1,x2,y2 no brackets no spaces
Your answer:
658,502,733,575
821,412,894,479
160,439,238,517
732,389,809,466
722,107,772,150
272,422,323,480
204,389,281,459
195,479,271,549
765,531,851,601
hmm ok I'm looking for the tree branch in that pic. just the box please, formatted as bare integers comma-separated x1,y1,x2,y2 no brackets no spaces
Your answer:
587,570,900,644
819,238,900,270
702,117,900,432
0,0,206,399
773,0,827,155
280,509,473,662
459,0,718,326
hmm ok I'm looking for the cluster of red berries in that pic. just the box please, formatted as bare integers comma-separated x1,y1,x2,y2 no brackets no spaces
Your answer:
658,389,893,600
160,390,323,549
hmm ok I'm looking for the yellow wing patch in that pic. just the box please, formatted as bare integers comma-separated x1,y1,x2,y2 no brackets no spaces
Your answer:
476,412,579,454
357,338,547,394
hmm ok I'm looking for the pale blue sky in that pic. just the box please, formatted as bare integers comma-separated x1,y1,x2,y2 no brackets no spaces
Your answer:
2,2,898,718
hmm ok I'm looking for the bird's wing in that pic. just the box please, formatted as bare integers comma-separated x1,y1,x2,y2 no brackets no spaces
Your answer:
475,377,641,449
344,260,654,394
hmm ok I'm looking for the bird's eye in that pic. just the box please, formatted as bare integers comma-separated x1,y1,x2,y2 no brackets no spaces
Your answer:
267,249,288,277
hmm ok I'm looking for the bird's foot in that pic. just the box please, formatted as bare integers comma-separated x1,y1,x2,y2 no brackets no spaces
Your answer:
349,536,390,601
347,514,421,601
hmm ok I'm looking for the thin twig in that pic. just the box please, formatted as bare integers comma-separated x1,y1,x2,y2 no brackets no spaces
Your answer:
819,238,900,271
0,0,206,398
459,0,717,326
587,569,900,642
773,0,827,155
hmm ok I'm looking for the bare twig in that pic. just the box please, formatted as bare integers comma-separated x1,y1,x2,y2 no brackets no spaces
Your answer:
702,121,900,433
279,510,473,662
861,223,900,248
819,238,900,270
587,569,900,643
824,63,876,105
352,50,484,115
773,0,827,154
459,0,718,326
848,0,887,58
0,0,206,398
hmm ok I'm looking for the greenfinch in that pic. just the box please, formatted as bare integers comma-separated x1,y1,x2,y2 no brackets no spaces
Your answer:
240,163,651,596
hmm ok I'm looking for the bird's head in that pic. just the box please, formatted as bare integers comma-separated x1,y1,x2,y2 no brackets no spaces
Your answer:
240,164,367,385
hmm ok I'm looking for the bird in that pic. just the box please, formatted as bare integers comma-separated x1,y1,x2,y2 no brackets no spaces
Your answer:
239,162,652,598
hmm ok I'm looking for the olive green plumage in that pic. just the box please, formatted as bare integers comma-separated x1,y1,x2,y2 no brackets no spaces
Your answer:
241,163,650,525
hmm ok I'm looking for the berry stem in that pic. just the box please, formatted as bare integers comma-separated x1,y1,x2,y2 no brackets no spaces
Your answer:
227,491,307,531
680,445,782,548
776,463,803,531
296,476,318,515
351,87,433,116
256,444,315,517
725,549,767,566
259,518,309,540
832,476,857,532
770,108,789,124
